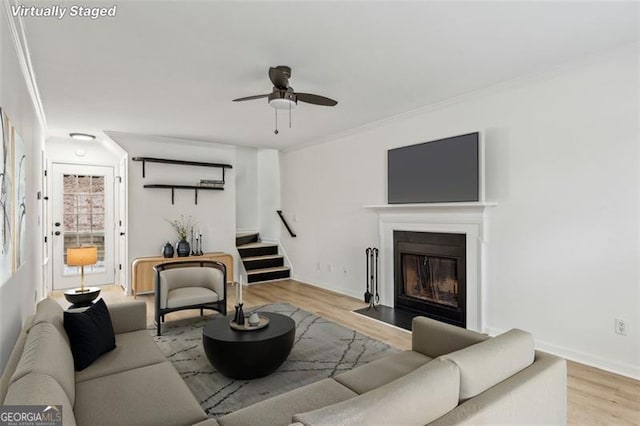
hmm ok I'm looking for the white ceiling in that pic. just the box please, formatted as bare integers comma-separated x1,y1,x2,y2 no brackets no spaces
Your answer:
20,1,639,149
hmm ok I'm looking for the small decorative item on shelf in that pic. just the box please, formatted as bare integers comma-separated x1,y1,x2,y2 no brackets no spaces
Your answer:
166,215,196,257
199,179,224,189
162,242,174,258
198,231,204,255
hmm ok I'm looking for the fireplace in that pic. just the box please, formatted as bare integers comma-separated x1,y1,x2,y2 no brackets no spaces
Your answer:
394,231,466,327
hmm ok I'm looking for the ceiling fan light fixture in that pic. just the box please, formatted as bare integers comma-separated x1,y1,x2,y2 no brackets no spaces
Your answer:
268,90,297,110
269,98,297,110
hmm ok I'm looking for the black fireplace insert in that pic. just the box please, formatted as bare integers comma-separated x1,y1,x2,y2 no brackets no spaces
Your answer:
394,231,466,327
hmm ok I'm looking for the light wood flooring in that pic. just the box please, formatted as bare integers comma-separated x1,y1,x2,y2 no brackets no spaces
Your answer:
51,279,640,425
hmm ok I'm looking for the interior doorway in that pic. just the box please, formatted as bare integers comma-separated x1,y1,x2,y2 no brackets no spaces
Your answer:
50,163,115,290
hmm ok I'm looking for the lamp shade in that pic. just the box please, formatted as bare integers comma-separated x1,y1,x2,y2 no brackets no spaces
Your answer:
67,246,97,266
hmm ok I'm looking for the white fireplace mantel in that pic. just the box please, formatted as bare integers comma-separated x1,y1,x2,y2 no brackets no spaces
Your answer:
364,201,496,332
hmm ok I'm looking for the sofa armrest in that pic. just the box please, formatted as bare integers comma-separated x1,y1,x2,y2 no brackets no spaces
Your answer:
108,300,147,334
412,316,488,358
427,351,567,425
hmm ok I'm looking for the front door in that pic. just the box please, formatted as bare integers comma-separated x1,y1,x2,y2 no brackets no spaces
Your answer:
51,163,115,290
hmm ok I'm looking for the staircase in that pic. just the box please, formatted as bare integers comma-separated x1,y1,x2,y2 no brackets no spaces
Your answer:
236,233,291,283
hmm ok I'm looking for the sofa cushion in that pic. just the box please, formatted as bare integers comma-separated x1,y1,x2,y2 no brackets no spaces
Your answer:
75,330,167,383
75,362,208,426
10,322,75,405
159,267,224,309
293,358,460,426
32,297,69,345
441,328,535,401
218,378,358,426
4,373,76,426
64,298,116,371
107,300,147,334
334,350,431,394
166,287,219,309
412,316,488,358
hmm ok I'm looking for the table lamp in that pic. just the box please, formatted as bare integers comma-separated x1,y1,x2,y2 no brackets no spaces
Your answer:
67,246,97,293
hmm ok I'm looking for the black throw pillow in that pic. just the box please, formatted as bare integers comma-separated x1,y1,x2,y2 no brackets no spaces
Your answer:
63,298,116,371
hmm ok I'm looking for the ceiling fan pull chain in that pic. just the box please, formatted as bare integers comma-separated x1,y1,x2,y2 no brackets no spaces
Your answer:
274,108,279,135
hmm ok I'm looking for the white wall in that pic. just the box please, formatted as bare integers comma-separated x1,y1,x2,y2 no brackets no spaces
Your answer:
235,147,258,233
46,136,124,165
280,45,639,378
109,133,237,283
0,6,46,371
257,149,281,241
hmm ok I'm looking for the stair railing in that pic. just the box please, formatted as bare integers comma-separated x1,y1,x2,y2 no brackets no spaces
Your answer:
276,210,297,238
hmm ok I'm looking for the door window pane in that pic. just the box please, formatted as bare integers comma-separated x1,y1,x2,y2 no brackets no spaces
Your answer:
62,174,106,276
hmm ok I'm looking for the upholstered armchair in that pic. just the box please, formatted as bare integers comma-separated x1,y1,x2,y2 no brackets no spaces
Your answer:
154,260,227,335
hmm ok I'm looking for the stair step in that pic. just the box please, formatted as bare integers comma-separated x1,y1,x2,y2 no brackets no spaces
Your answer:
246,266,291,283
246,266,290,275
242,254,284,271
235,232,259,246
242,254,282,261
238,242,279,257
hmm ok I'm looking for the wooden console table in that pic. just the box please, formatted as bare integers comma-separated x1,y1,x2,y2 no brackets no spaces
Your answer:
131,252,234,296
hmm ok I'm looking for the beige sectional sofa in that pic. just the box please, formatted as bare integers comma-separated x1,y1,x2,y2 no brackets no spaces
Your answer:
1,297,566,425
218,316,567,425
0,298,217,426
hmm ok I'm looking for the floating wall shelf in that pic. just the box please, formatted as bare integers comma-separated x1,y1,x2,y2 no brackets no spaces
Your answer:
132,156,232,205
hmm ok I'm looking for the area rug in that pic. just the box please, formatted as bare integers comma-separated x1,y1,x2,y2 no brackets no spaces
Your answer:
150,303,399,418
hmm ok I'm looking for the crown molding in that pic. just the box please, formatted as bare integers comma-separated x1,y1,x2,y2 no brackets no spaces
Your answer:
2,1,48,130
104,130,237,151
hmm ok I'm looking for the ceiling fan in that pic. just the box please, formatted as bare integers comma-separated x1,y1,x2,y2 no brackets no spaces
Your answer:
233,66,338,134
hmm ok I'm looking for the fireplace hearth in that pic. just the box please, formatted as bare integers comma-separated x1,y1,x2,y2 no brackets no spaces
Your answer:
394,231,466,327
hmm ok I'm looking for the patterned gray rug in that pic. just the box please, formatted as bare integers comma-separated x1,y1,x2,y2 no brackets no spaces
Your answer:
150,303,399,418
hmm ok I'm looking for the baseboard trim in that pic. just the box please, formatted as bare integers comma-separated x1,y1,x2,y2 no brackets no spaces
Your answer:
486,327,640,380
292,274,363,301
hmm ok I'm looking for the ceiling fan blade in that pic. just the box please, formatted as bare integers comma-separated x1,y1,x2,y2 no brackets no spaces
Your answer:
269,67,289,89
295,93,338,107
232,94,270,102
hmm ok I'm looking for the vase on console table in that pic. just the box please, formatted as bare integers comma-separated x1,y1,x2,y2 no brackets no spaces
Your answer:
176,239,191,257
162,242,174,258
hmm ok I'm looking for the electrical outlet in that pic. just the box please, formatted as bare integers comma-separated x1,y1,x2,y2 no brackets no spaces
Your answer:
615,318,627,335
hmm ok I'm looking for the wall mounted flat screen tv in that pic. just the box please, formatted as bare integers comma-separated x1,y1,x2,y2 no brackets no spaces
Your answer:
387,132,479,204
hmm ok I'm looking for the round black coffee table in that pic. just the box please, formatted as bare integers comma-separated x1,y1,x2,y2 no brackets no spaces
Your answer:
202,312,295,379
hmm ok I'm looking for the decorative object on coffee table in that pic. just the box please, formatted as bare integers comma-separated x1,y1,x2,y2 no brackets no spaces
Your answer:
203,312,295,379
229,312,269,331
231,279,245,326
64,246,100,308
248,312,260,326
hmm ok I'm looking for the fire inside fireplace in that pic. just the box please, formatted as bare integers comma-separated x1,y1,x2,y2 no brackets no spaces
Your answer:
394,231,466,327
402,254,458,308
